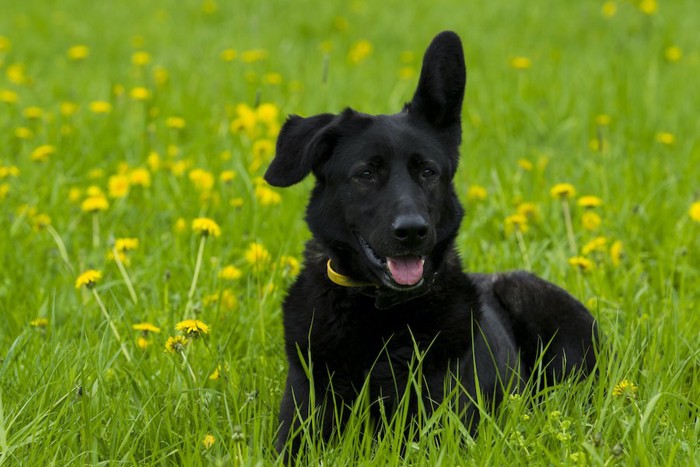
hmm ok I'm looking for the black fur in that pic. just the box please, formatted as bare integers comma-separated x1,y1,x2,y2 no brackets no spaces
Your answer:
265,31,598,458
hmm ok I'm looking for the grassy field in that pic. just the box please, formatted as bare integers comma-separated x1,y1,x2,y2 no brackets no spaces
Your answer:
1,0,699,464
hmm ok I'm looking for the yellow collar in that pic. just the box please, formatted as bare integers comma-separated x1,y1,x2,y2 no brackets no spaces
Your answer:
326,260,375,288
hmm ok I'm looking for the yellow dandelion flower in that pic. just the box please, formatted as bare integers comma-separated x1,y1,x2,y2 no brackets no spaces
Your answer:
189,168,215,192
256,103,279,126
165,335,188,353
176,319,210,336
578,195,603,208
75,269,102,289
504,214,529,236
170,160,189,177
129,86,151,101
509,56,531,70
209,365,222,380
220,289,238,310
255,185,282,206
610,240,624,266
67,45,90,61
241,49,268,63
81,195,109,212
264,72,283,85
30,145,55,163
582,237,608,255
612,379,638,397
6,63,28,85
202,434,216,449
59,101,78,116
107,250,129,266
89,101,112,114
0,89,19,104
399,67,416,80
601,1,617,17
568,256,594,272
0,183,9,200
115,237,139,252
516,202,540,222
0,165,20,179
192,217,221,237
231,197,244,208
596,114,612,126
688,201,700,223
655,132,675,145
132,51,152,66
147,152,161,171
166,116,186,129
219,265,242,280
220,48,237,62
68,187,82,203
23,107,44,120
348,40,373,64
253,139,275,159
129,168,151,187
220,170,237,183
87,185,103,197
108,174,130,198
174,217,187,233
639,0,657,15
31,213,52,231
280,255,301,276
132,322,161,333
153,66,169,86
550,183,576,199
517,159,534,171
30,318,49,328
137,337,150,349
231,103,258,134
245,242,271,265
90,168,106,179
201,0,217,14
113,84,125,97
0,35,11,52
467,184,488,201
15,127,34,139
664,45,682,63
581,211,602,231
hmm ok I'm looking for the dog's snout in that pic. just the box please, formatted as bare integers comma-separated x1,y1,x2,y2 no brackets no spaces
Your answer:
392,214,429,246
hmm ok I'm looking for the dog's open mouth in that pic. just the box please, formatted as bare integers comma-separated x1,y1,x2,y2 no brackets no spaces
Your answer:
356,233,426,291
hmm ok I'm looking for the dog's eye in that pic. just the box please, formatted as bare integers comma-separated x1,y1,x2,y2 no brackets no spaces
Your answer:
357,170,374,180
422,167,436,178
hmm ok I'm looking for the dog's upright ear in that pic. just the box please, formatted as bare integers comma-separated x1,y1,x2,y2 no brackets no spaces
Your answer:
408,31,466,138
264,113,336,187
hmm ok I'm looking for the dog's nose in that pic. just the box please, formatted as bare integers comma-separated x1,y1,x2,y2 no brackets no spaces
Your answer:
392,214,429,246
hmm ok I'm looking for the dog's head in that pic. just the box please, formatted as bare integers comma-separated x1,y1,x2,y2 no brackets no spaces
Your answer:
265,31,466,292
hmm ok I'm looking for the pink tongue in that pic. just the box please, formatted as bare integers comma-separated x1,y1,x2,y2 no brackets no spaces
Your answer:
387,256,424,286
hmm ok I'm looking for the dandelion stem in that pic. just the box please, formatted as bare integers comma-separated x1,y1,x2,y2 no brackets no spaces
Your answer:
515,228,532,270
45,224,74,273
112,246,138,304
92,213,100,249
91,288,132,362
185,235,207,317
180,349,197,383
561,199,578,254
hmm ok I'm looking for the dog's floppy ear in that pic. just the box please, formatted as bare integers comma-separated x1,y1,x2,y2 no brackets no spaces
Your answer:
408,31,466,133
264,113,336,187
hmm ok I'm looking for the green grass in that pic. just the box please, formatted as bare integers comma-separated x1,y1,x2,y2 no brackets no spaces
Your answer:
1,0,699,464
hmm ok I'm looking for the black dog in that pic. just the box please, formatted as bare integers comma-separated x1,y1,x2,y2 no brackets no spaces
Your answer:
265,31,597,456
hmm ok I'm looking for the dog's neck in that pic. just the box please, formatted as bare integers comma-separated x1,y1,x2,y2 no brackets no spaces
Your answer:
325,258,436,309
